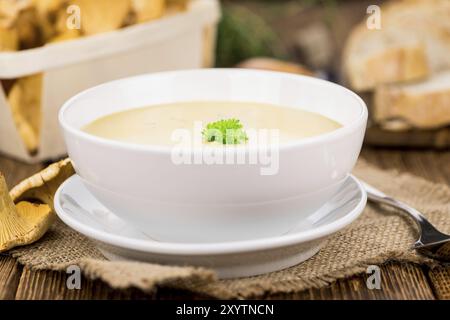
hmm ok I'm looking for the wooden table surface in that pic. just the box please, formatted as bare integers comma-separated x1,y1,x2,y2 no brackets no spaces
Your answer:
1,147,450,300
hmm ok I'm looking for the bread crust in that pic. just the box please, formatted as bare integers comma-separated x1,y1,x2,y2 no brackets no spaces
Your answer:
343,0,450,91
374,77,450,129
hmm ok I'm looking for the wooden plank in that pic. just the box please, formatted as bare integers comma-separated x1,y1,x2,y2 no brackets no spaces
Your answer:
16,267,103,300
361,149,450,184
0,155,44,188
269,262,435,300
15,267,170,300
14,263,435,300
366,126,450,149
375,263,435,300
14,266,215,300
0,256,22,300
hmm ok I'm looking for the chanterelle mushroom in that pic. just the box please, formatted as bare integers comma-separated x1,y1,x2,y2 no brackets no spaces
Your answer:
1,158,74,252
0,189,52,252
7,74,43,155
10,158,74,208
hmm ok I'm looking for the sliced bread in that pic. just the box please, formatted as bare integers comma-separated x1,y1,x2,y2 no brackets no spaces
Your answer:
343,0,450,91
374,71,450,129
236,57,314,76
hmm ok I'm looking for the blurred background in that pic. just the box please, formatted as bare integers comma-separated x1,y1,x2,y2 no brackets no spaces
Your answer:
217,0,363,72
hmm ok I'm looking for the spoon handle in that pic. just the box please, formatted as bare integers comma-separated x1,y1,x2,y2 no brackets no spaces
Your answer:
361,181,437,235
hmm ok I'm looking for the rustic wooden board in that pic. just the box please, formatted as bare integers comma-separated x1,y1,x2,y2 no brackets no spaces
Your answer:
365,124,450,150
0,153,43,189
0,256,21,300
15,267,156,300
268,262,435,300
10,261,436,300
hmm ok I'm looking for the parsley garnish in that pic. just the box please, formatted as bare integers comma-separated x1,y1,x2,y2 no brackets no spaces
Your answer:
202,119,248,145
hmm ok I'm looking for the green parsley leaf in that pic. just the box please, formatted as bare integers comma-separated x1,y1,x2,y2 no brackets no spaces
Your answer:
202,118,248,145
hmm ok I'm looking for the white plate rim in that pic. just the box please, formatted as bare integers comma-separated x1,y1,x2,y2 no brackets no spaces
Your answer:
54,174,367,256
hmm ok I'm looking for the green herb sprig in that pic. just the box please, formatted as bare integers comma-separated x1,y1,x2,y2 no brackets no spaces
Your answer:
202,119,248,145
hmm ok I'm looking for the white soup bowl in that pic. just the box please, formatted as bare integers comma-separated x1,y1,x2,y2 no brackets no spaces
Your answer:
59,69,368,243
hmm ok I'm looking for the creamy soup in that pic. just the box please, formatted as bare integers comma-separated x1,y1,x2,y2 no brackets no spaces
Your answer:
83,101,341,146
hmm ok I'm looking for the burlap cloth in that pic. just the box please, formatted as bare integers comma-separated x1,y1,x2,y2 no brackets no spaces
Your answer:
9,160,450,299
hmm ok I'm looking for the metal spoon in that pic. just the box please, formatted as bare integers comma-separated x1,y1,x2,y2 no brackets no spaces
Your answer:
362,181,450,262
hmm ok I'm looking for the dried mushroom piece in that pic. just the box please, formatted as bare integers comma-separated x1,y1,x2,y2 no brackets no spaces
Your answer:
53,5,70,35
71,0,132,35
0,0,33,28
0,158,73,252
7,74,43,155
32,0,66,42
167,0,188,12
0,173,53,252
32,0,64,16
2,0,190,50
131,0,165,23
0,25,19,50
48,28,80,43
38,13,56,41
10,158,74,209
15,6,43,49
33,0,68,43
0,0,29,50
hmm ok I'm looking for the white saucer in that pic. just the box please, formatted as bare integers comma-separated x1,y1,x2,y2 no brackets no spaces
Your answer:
54,175,367,279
